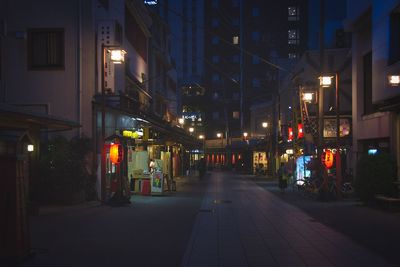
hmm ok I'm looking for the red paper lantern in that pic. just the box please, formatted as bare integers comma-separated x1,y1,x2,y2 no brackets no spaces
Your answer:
297,123,304,139
110,143,123,164
322,149,334,169
288,127,294,141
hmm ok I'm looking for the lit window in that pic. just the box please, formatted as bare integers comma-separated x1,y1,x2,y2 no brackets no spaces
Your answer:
288,6,300,21
233,36,239,44
288,29,300,45
288,53,297,59
232,111,240,119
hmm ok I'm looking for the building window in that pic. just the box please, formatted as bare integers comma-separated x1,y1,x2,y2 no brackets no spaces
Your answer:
212,36,219,44
232,74,240,83
27,29,64,70
233,36,239,45
232,18,239,26
288,6,300,21
232,111,240,119
232,54,239,63
212,55,220,63
252,55,261,64
363,51,376,115
288,53,298,59
252,31,260,41
389,7,400,65
252,7,260,17
212,18,219,27
288,29,300,45
252,78,261,88
212,111,219,119
212,74,220,81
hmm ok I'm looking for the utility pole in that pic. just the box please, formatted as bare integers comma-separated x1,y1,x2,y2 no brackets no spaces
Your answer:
318,0,325,172
239,0,244,133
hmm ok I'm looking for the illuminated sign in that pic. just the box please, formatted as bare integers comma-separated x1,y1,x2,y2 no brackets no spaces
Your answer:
144,0,157,5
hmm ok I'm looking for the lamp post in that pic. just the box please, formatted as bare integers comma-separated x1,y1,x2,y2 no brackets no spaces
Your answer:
320,73,341,197
100,44,126,202
262,122,269,175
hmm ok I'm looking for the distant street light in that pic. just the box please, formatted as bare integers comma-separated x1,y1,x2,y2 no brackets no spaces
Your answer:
178,118,184,125
189,127,194,134
262,122,268,128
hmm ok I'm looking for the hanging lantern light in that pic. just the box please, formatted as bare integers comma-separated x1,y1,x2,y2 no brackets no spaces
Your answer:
322,149,334,169
297,123,304,139
110,143,123,164
288,127,294,141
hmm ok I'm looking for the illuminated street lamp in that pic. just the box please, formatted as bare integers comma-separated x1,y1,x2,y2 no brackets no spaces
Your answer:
178,118,184,125
243,132,248,139
388,75,400,86
188,127,194,135
262,122,268,128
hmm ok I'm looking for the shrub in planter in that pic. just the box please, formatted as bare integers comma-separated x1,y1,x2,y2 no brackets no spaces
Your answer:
35,136,94,204
354,153,397,202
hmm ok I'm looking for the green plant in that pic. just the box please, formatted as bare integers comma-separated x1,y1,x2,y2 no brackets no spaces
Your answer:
355,153,397,202
36,136,95,203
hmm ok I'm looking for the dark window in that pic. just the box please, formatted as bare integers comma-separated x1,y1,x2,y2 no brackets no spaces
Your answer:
363,51,376,115
125,8,147,61
252,7,260,17
389,8,400,65
27,29,64,70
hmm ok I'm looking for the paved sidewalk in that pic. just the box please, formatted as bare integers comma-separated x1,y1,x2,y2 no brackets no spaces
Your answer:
181,172,392,267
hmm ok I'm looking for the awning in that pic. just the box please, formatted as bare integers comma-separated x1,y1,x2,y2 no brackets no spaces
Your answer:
0,103,81,131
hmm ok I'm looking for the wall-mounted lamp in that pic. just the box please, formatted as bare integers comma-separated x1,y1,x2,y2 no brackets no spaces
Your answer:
189,127,194,133
27,144,34,152
286,149,294,155
198,134,204,139
302,92,315,102
388,75,400,86
109,49,126,64
243,132,248,138
217,133,222,138
319,75,334,87
262,122,268,128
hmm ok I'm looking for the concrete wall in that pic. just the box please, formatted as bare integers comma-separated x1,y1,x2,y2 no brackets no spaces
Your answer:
1,0,95,138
